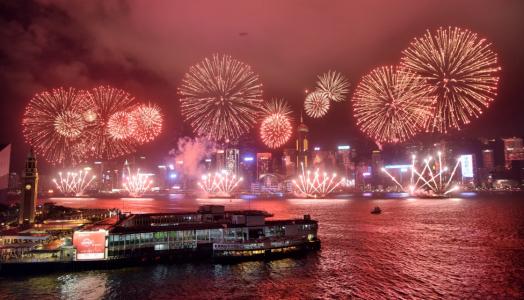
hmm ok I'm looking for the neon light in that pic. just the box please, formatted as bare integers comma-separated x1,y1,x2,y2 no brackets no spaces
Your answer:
460,154,474,178
337,145,350,150
384,164,412,169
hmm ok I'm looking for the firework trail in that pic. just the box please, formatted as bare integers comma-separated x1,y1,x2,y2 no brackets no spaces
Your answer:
292,163,344,198
53,168,96,196
198,170,243,196
122,167,154,197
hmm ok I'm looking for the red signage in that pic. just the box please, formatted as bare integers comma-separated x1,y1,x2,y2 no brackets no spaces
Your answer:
73,230,107,260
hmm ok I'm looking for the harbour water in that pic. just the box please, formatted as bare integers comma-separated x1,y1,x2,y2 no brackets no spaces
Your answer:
1,193,524,299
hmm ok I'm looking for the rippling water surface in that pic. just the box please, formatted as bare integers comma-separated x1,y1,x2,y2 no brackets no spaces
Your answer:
1,194,524,299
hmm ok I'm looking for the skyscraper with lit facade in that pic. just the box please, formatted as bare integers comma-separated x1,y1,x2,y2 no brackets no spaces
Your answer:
296,115,309,171
225,148,240,174
502,137,524,169
256,152,272,179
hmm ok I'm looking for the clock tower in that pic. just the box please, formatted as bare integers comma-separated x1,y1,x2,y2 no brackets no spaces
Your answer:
19,148,39,224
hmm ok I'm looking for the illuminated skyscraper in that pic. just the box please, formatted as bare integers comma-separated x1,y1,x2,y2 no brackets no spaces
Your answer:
215,149,226,171
225,148,240,174
19,148,38,224
282,148,297,177
482,149,495,172
296,114,309,170
371,150,383,174
336,145,352,179
256,152,272,179
502,137,524,169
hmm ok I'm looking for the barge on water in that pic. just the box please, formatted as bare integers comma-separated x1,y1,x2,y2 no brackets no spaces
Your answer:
0,205,320,274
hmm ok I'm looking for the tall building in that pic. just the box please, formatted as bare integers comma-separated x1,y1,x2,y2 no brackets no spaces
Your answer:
0,144,11,190
371,150,383,174
336,145,352,179
0,144,11,201
215,149,226,171
225,148,240,174
282,148,297,177
482,149,495,172
256,153,272,179
296,115,309,170
371,150,384,186
19,149,39,224
502,137,524,169
240,155,256,184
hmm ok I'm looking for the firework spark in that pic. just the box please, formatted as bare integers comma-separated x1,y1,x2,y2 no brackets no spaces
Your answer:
401,27,501,133
122,167,154,197
381,152,462,196
198,170,243,197
130,103,163,144
261,98,292,117
107,111,135,140
316,70,350,102
178,54,264,143
84,86,139,160
304,91,330,118
292,163,345,198
52,168,96,196
22,87,91,165
352,66,435,144
260,99,293,149
260,115,292,149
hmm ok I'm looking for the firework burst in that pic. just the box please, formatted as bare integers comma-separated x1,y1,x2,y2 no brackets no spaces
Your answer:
260,114,292,149
130,103,163,144
316,70,350,102
52,168,96,196
260,99,293,149
198,170,243,197
122,167,154,197
84,86,139,160
304,91,330,118
352,66,435,144
261,98,292,117
22,87,91,165
178,54,264,143
107,111,135,140
54,110,85,138
381,152,462,196
401,27,501,133
292,163,345,198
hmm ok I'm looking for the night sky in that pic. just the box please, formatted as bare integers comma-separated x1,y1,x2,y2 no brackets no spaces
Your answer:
1,0,524,171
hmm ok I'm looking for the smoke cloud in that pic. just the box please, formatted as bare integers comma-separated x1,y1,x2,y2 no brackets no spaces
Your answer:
169,137,216,178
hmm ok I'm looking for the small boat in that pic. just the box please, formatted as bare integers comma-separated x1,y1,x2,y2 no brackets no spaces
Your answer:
371,206,382,214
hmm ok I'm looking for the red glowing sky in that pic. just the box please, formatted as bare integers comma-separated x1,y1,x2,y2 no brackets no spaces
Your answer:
1,0,524,168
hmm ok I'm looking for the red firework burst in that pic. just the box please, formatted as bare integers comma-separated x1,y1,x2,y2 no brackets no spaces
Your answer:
130,103,163,144
83,86,139,160
22,87,91,165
